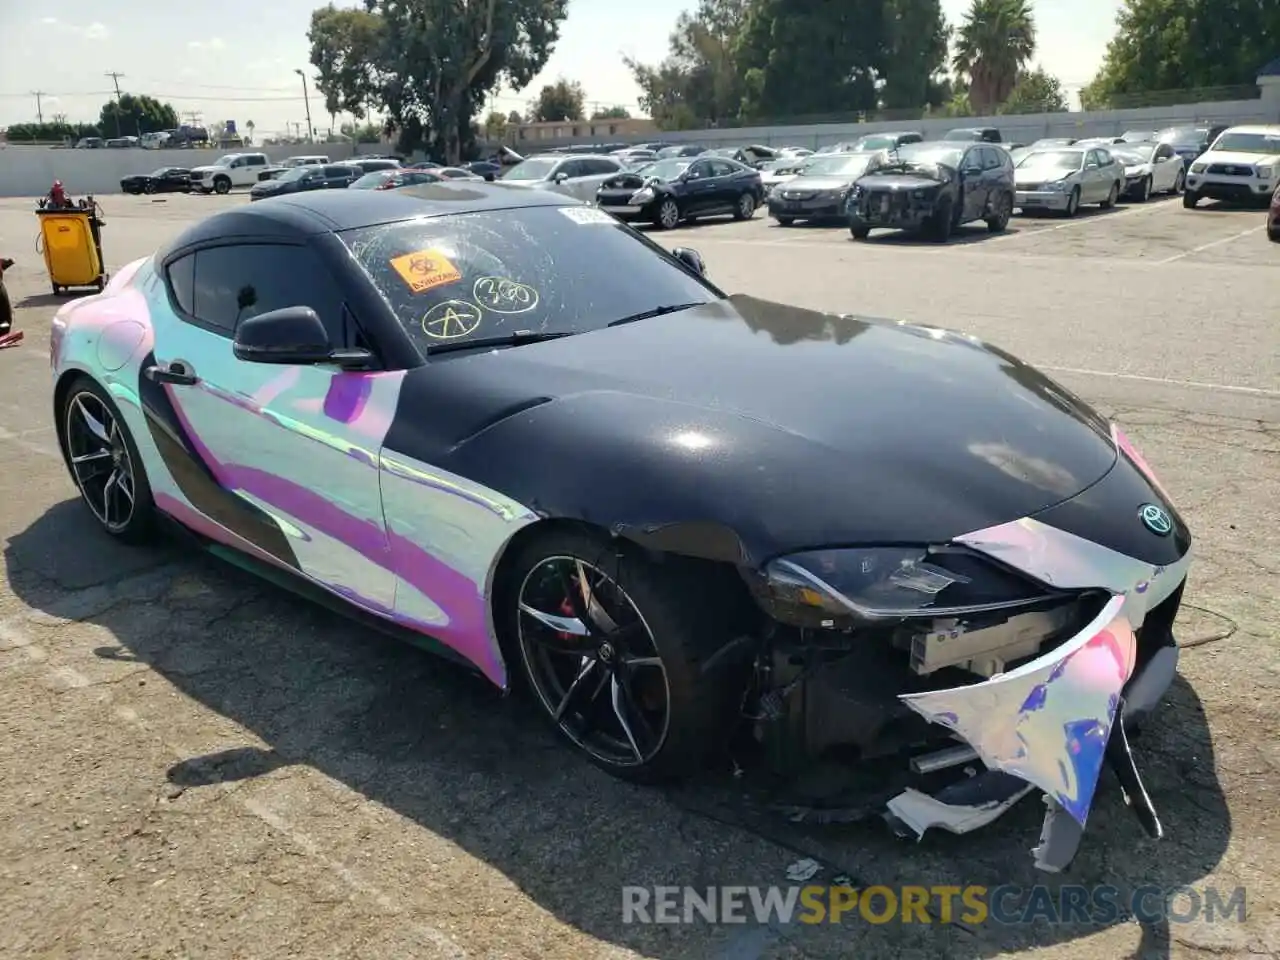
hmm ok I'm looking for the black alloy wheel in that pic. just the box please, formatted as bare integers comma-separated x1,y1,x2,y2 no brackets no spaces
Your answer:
986,192,1013,231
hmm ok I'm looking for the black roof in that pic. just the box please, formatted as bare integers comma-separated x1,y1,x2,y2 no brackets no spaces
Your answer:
158,182,579,259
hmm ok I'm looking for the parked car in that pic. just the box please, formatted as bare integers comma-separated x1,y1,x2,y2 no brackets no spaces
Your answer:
656,145,709,159
501,153,626,202
1028,138,1077,149
943,127,1003,143
435,166,484,181
1156,125,1230,165
120,167,193,195
595,155,764,229
464,161,502,181
1109,142,1186,201
281,155,330,168
248,163,363,201
768,152,886,225
350,158,402,174
758,157,810,197
1183,125,1280,208
1268,183,1280,241
349,169,442,191
708,145,779,168
190,152,274,195
851,131,924,152
50,183,1192,875
847,141,1014,241
1076,137,1127,146
1121,130,1158,143
1014,146,1124,216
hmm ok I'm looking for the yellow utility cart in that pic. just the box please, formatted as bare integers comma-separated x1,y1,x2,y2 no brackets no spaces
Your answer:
36,200,107,295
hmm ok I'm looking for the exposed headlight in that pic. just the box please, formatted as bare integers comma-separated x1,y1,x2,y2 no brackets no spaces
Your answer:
758,546,1047,625
629,187,656,204
1191,162,1206,173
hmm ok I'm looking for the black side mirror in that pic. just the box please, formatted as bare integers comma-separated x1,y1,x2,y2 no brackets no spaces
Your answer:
672,247,705,276
233,306,372,368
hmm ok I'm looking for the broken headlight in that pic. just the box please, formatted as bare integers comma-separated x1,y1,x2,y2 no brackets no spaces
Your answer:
760,546,1047,625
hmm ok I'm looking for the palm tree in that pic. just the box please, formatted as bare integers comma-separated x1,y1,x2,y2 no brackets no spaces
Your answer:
952,0,1036,114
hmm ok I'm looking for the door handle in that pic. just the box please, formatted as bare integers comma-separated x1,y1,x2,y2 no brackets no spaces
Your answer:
144,360,199,386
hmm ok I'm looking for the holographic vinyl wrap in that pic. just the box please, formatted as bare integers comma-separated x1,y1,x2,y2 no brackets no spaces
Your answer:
52,256,538,688
900,594,1136,827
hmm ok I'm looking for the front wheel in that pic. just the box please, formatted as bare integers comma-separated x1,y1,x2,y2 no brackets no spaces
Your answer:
1183,190,1200,209
985,192,1013,232
213,177,231,195
775,216,794,227
506,527,747,782
1171,170,1185,194
653,198,680,230
929,199,954,242
1064,187,1081,217
850,225,870,240
733,191,756,220
58,376,158,544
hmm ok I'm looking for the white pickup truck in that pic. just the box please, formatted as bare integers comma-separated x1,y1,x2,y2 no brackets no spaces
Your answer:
188,153,282,194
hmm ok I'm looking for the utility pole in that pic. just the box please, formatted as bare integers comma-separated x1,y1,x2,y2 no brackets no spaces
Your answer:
295,69,314,143
31,91,46,125
104,71,129,137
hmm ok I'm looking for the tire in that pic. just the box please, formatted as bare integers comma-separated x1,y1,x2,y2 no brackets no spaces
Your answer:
144,181,155,195
1171,170,1185,195
776,217,794,227
929,198,954,242
1268,225,1280,243
51,284,61,296
58,375,159,545
733,191,756,221
213,176,231,195
504,526,749,783
1183,190,1200,209
653,197,680,230
985,191,1013,232
1100,181,1120,209
850,225,870,240
1064,187,1081,217
1136,176,1152,202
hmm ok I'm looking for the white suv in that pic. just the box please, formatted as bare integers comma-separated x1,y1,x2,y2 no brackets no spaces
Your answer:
499,154,625,202
189,153,274,195
1183,125,1280,208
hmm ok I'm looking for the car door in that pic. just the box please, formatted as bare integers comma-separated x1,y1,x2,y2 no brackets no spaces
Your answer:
1096,148,1120,197
321,165,354,188
706,159,742,210
547,158,586,199
576,158,624,200
147,240,397,611
1087,149,1110,201
958,146,989,220
1153,143,1177,191
680,159,720,215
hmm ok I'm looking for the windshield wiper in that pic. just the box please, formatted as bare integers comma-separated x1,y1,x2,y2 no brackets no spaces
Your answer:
607,302,706,327
424,331,572,355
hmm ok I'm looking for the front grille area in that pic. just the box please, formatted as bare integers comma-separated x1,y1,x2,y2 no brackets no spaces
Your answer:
1207,164,1253,177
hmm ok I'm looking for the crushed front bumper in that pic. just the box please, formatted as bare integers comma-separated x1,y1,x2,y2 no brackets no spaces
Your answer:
885,515,1191,871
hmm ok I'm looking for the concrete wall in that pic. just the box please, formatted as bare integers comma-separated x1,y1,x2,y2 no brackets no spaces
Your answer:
0,142,381,198
3,95,1277,197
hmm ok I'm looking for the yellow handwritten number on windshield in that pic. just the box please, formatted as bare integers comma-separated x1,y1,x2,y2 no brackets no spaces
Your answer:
422,299,483,339
473,276,539,314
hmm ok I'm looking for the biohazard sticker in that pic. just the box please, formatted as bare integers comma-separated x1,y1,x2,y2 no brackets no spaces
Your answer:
421,300,483,340
390,248,462,294
558,206,616,226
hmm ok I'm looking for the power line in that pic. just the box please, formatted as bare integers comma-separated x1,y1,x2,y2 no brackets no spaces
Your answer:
30,90,46,124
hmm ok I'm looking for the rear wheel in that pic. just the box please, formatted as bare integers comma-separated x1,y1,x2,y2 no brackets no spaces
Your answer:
144,181,156,195
850,225,871,240
733,191,756,220
985,192,1013,231
507,527,747,782
1268,224,1280,243
1171,170,1185,194
58,376,158,544
1100,181,1120,209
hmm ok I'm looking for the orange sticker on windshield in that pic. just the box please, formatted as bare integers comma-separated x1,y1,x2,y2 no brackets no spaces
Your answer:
389,248,461,294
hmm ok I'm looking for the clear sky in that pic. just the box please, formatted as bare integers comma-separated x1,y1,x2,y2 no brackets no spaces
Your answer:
0,1,1122,136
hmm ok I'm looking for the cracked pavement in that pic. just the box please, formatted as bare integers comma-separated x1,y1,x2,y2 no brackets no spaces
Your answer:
0,194,1276,959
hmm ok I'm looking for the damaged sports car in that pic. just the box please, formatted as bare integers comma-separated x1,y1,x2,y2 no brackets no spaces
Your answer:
49,184,1191,872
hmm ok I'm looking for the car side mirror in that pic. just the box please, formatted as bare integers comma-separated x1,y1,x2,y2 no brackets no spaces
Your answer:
553,171,569,183
233,306,372,369
672,246,705,276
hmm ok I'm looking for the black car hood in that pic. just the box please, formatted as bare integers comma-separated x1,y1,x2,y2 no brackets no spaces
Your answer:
385,295,1120,563
857,173,946,190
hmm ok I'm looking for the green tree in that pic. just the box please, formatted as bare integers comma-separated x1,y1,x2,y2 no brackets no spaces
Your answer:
878,0,952,110
625,0,749,129
591,105,631,119
734,0,884,121
99,94,179,138
483,109,509,137
307,0,569,162
530,78,586,122
4,121,101,143
507,109,523,124
999,68,1067,113
952,0,1036,114
1082,0,1280,106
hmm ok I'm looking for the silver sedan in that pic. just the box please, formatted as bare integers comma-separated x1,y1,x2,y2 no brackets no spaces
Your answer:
1014,147,1125,216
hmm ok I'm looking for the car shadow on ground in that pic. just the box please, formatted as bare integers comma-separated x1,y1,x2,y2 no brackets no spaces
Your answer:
6,505,1233,960
17,293,81,309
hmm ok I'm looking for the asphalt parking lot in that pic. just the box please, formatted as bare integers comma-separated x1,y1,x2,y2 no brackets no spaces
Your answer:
0,190,1277,960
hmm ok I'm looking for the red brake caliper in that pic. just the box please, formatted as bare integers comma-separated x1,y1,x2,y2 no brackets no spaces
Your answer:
557,595,576,643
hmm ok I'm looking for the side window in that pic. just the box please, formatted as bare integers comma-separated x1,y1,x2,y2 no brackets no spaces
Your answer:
708,160,737,177
687,160,714,179
979,147,1000,169
579,158,615,176
190,244,348,342
1097,149,1113,166
322,166,350,178
248,156,264,166
557,159,586,179
229,157,245,168
166,254,195,315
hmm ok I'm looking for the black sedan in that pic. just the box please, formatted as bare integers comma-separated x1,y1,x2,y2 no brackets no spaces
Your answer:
767,151,885,224
55,181,1192,875
847,141,1015,241
596,155,764,229
120,167,192,194
249,163,363,201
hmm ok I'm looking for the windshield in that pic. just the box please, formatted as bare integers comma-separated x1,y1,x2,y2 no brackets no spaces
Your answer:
893,143,965,167
149,168,173,177
1211,132,1280,154
799,154,878,176
351,172,393,189
853,136,896,150
213,156,236,167
1158,127,1205,146
634,158,692,181
276,167,315,182
501,158,559,181
943,129,979,141
342,204,722,357
1018,150,1083,169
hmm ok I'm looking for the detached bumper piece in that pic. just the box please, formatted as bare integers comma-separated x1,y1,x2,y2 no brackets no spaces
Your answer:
885,592,1178,872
